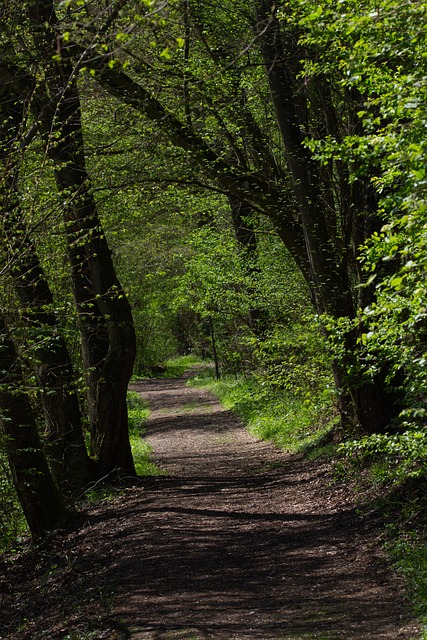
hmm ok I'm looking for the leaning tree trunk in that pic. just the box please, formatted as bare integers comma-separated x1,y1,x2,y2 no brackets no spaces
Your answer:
46,82,137,477
0,63,94,492
27,0,137,476
3,191,95,491
0,315,70,539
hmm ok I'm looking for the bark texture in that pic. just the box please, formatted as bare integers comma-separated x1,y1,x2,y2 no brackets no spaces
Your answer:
27,0,137,476
0,59,94,491
0,315,69,539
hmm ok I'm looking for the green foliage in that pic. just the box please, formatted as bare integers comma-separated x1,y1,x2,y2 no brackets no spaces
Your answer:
127,390,150,428
356,215,427,423
338,428,427,485
129,435,163,478
80,484,123,505
386,530,427,628
170,221,254,372
249,317,332,397
293,0,427,443
182,236,336,452
162,355,204,379
190,369,336,454
0,446,27,551
172,224,250,320
127,391,164,476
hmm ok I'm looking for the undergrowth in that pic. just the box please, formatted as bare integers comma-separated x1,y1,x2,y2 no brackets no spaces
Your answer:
377,486,427,638
0,448,26,551
385,520,427,640
127,391,164,476
132,354,204,380
386,525,427,635
188,367,337,454
162,354,204,378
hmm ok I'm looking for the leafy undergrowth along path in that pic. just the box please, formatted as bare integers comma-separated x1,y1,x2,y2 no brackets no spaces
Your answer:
0,371,422,640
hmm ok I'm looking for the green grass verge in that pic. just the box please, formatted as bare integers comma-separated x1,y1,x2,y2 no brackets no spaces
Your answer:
373,483,427,637
132,355,204,381
386,529,427,637
127,391,164,476
188,368,337,455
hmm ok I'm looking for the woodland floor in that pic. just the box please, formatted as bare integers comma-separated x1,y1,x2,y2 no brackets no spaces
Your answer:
0,370,423,640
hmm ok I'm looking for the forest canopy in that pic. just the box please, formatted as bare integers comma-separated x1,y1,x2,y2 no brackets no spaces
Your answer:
1,0,427,538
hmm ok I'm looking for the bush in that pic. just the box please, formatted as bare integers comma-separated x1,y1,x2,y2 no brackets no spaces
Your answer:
338,427,427,485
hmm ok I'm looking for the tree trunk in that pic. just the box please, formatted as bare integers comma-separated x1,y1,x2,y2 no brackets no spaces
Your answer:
256,0,352,318
4,204,95,491
0,315,70,539
256,0,402,434
229,197,268,336
47,85,137,476
27,0,137,476
208,316,220,380
0,62,94,492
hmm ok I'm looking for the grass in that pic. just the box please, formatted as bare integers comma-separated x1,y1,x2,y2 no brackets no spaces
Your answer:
387,529,427,633
0,453,27,551
162,354,204,378
188,367,337,455
377,484,427,637
127,391,165,476
131,355,205,381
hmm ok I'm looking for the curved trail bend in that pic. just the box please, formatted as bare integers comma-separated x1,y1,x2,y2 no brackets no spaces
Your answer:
112,372,419,639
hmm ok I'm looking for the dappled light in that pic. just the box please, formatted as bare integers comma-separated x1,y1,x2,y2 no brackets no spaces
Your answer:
1,0,427,637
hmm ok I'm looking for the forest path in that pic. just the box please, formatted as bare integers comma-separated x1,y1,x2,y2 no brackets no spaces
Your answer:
110,371,418,639
0,370,421,640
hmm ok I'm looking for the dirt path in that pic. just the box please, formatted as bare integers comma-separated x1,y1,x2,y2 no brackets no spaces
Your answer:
111,373,419,639
0,372,421,640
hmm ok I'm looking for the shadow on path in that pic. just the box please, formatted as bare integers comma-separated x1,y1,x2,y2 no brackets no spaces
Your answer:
0,373,419,640
110,376,419,639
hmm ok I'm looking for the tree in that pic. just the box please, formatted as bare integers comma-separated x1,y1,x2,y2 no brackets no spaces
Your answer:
0,53,94,492
0,1,140,536
24,0,137,476
0,314,70,539
326,0,427,428
61,0,403,433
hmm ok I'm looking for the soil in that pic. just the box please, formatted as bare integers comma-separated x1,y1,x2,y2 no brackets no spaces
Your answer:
0,370,422,640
